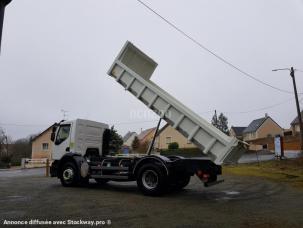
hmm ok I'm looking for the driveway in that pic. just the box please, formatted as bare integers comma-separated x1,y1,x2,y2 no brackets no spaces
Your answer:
1,168,303,227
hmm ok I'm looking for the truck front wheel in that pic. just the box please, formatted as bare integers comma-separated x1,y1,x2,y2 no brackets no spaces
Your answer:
137,164,167,196
60,162,78,187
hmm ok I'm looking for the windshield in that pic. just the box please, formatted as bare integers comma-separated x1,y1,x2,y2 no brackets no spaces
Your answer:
55,124,71,145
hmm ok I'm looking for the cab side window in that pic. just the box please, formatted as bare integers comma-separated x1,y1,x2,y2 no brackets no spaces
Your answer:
55,125,71,145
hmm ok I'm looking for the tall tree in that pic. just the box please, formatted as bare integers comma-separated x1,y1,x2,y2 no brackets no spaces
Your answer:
211,111,229,135
108,126,123,153
0,127,9,158
211,110,219,128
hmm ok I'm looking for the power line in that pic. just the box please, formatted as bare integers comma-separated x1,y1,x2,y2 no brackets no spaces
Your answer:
113,120,158,125
136,0,300,95
0,98,295,129
0,120,160,128
216,96,297,114
0,123,49,127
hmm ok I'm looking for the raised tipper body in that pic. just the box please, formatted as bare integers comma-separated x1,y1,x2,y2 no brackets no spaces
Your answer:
108,41,246,165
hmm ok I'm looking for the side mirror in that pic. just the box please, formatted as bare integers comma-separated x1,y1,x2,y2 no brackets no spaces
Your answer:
50,132,56,142
52,125,57,133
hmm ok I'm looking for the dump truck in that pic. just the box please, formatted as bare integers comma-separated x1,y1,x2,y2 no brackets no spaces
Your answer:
50,41,246,196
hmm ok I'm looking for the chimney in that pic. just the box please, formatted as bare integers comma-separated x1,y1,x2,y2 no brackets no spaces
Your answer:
265,113,268,118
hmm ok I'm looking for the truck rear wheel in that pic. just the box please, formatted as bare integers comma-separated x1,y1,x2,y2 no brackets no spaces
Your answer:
174,175,191,190
60,162,79,187
137,164,167,196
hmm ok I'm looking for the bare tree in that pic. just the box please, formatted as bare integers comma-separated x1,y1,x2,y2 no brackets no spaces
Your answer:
0,127,11,167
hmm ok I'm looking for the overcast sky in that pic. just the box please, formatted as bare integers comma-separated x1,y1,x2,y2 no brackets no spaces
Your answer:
1,0,303,140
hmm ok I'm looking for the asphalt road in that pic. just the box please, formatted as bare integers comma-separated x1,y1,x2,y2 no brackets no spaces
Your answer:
0,168,303,228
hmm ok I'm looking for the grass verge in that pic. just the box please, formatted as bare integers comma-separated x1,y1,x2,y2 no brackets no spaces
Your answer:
223,157,303,190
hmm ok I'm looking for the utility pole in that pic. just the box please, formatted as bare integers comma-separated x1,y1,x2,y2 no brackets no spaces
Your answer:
290,67,303,152
272,67,303,152
0,0,12,52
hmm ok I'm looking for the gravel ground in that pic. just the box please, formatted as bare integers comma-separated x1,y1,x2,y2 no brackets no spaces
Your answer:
0,168,303,228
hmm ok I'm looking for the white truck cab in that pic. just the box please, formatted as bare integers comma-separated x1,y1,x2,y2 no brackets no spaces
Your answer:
51,119,109,160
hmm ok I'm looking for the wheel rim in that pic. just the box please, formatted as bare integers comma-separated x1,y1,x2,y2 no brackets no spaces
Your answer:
63,167,74,184
142,170,158,190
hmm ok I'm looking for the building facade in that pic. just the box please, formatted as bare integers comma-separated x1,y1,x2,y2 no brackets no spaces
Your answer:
156,124,197,150
123,131,137,147
137,127,156,144
290,111,303,135
230,126,246,140
243,115,283,151
31,125,53,160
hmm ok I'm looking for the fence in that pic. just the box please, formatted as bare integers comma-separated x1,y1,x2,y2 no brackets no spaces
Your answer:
21,158,50,168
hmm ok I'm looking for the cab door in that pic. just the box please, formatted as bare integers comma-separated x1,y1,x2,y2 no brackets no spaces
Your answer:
52,124,72,160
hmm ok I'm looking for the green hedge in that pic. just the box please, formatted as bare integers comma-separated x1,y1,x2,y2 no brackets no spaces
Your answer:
0,161,10,169
160,148,207,158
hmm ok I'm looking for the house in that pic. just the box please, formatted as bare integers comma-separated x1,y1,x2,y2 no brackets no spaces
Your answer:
290,110,303,135
137,127,156,144
243,114,283,150
123,131,137,147
31,125,54,160
155,124,197,150
230,126,246,140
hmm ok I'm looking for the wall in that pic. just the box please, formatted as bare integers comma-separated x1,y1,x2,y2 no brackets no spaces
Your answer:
230,128,243,140
243,118,283,150
156,125,197,150
31,128,53,160
243,132,256,141
292,124,300,135
140,129,156,144
246,135,301,152
256,118,283,138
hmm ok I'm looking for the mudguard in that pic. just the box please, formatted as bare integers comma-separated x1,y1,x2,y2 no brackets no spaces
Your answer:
133,155,171,176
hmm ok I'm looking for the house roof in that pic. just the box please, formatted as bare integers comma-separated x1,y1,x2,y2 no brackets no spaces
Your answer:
137,127,156,141
230,126,246,136
243,117,268,134
32,124,55,142
291,111,303,125
123,131,137,142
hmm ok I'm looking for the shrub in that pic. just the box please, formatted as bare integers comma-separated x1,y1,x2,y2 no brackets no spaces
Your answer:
0,155,11,164
161,148,205,158
168,142,179,150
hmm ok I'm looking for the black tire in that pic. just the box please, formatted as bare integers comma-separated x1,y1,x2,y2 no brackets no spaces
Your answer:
137,164,167,196
79,176,89,187
94,179,109,185
174,175,191,190
60,162,79,187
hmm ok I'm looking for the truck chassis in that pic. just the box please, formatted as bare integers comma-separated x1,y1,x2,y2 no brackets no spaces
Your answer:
50,153,222,196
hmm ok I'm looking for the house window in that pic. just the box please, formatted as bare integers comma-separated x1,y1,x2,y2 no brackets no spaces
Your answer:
165,137,172,144
42,143,49,150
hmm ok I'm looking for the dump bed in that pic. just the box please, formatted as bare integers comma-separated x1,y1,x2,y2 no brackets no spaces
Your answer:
107,41,246,164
